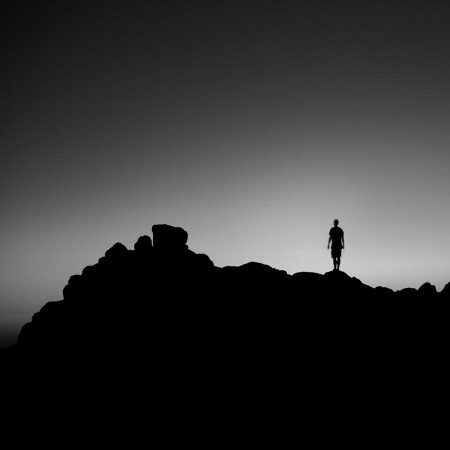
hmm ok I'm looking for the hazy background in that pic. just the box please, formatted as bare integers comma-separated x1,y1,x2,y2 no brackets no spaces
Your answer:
2,1,450,346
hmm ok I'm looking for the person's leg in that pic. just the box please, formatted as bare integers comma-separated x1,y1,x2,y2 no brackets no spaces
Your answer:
337,257,341,271
333,257,337,270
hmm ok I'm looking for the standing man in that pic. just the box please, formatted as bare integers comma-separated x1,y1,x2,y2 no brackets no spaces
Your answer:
327,219,345,271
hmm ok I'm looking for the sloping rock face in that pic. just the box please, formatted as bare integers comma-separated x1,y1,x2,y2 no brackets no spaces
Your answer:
5,224,449,412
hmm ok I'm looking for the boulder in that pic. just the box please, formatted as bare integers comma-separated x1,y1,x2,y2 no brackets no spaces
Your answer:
418,282,437,296
63,274,83,300
440,281,450,299
134,235,153,253
152,224,188,250
105,242,129,259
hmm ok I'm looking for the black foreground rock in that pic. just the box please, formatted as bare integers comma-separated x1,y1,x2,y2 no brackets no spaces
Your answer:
4,224,449,414
9,224,450,356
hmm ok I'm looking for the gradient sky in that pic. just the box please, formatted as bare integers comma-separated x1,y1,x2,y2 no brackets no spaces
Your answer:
2,1,450,346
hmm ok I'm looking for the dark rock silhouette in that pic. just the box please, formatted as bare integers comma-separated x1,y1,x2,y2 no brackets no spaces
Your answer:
152,224,188,250
134,235,152,253
418,281,438,297
4,224,449,421
7,225,449,359
442,281,450,299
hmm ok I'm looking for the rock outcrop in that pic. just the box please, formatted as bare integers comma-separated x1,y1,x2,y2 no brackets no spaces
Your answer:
152,224,188,250
5,224,449,403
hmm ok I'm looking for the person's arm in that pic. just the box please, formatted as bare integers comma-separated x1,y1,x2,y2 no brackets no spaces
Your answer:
327,235,331,249
342,233,345,249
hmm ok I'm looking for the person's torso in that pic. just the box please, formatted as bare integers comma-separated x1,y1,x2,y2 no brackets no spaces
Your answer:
330,227,343,247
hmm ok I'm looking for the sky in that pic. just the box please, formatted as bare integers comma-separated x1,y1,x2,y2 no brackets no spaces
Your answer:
2,0,450,346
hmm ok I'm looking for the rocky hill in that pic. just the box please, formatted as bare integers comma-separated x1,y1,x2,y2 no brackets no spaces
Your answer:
7,223,448,362
4,224,449,429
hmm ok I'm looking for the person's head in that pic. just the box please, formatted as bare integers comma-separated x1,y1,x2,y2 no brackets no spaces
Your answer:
333,219,339,226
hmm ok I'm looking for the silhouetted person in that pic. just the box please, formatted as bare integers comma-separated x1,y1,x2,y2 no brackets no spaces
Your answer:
327,219,344,271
